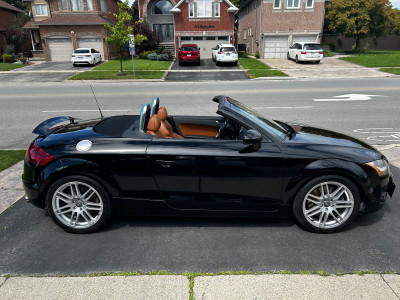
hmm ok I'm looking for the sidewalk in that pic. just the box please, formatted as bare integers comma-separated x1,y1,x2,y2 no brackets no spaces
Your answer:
0,274,400,299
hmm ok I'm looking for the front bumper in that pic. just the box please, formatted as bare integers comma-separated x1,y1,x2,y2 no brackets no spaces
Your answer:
362,172,396,213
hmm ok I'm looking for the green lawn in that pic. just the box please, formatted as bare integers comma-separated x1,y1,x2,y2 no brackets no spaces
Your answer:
380,68,400,75
0,63,26,71
69,70,165,80
238,52,288,78
0,150,25,172
94,58,172,71
339,51,400,67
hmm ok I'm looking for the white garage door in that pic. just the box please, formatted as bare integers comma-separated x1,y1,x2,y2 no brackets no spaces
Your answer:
263,36,288,59
77,37,104,58
292,35,318,44
180,36,229,59
47,38,74,61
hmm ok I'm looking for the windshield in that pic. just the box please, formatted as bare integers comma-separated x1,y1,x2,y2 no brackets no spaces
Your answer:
74,49,90,53
304,44,322,50
226,97,288,140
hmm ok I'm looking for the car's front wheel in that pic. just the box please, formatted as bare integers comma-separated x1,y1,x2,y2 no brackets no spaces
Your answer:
46,176,112,233
293,176,360,233
295,55,299,63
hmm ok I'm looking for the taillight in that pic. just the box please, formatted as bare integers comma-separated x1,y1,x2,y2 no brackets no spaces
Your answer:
72,55,75,57
85,55,91,57
27,141,55,166
318,51,323,54
301,51,307,54
218,51,223,54
233,52,237,54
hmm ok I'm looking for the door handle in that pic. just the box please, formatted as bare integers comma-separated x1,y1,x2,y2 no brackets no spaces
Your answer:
155,160,175,168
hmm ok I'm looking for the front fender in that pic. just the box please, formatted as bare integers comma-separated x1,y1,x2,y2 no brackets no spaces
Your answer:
283,159,370,205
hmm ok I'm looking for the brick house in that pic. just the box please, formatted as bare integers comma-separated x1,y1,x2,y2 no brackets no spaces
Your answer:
23,0,120,61
237,0,325,58
0,0,25,53
138,0,238,58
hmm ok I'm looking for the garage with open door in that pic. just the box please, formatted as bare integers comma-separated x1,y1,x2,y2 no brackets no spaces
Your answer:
263,36,288,58
46,37,74,61
180,36,229,59
76,37,104,59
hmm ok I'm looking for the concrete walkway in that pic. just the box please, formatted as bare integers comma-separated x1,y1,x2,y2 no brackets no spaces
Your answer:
261,56,395,79
1,274,400,299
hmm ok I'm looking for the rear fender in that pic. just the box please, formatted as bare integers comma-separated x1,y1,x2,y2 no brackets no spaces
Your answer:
283,159,369,205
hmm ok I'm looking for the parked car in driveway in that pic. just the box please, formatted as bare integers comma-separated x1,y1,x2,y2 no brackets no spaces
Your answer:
178,44,200,66
213,44,238,66
22,96,395,234
287,42,323,63
71,48,101,66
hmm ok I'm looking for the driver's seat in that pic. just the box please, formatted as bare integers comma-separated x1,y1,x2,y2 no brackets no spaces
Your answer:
157,107,183,139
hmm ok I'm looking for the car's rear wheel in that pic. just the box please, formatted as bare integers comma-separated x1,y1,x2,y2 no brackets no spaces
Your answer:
287,52,290,60
295,55,299,63
46,176,112,233
315,60,320,64
293,176,360,233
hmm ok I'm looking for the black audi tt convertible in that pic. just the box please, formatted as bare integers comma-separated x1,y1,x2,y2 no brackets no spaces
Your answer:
22,95,395,233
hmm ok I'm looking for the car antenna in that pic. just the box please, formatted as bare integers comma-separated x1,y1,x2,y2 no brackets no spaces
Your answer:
90,84,104,119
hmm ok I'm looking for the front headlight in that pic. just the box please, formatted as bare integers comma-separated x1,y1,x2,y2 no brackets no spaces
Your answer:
366,159,389,176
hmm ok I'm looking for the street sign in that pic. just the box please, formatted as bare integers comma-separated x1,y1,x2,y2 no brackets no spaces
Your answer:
129,47,135,56
128,34,135,47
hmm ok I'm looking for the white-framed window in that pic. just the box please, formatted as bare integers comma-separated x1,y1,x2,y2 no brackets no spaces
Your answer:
273,0,281,9
243,29,246,40
287,0,300,8
197,0,212,17
61,0,67,10
189,2,194,17
100,0,106,11
87,0,93,10
214,2,220,17
34,4,48,15
306,0,314,8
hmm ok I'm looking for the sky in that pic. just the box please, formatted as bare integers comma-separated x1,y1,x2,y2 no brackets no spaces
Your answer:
126,0,400,10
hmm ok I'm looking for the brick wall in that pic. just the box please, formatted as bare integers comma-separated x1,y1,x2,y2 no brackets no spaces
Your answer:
0,9,17,52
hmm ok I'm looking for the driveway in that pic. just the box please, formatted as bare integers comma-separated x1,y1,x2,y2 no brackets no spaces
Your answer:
0,62,96,82
261,55,393,79
165,59,249,81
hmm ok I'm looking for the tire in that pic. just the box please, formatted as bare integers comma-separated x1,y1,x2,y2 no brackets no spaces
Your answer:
295,55,299,63
216,61,219,66
92,59,96,66
315,60,320,64
99,56,102,63
287,52,290,60
292,175,360,233
46,176,112,233
178,61,182,66
233,61,238,66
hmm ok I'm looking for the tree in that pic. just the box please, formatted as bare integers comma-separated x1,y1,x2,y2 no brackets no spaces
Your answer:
133,20,159,54
8,13,30,53
105,0,146,74
3,0,28,12
131,0,139,23
327,0,399,50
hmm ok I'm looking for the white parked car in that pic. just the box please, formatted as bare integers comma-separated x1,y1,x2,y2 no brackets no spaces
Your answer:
71,48,101,66
212,44,238,66
287,42,323,64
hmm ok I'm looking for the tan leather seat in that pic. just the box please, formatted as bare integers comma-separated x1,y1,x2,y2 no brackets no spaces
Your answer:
146,115,167,138
157,107,183,139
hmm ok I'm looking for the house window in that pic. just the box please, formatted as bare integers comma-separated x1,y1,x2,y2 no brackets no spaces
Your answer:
287,0,300,8
100,0,106,11
243,29,246,40
87,0,93,10
70,0,83,10
306,0,313,8
35,4,48,15
153,24,174,42
214,2,220,17
61,0,67,10
189,2,194,17
152,0,173,14
197,0,212,17
273,0,281,9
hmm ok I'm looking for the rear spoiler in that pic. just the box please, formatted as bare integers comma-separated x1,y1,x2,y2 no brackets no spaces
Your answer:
33,116,76,136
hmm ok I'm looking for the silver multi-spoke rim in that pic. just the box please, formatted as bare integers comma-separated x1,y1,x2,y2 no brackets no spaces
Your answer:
52,181,103,229
302,181,354,229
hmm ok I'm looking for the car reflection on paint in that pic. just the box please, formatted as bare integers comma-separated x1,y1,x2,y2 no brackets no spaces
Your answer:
22,96,395,234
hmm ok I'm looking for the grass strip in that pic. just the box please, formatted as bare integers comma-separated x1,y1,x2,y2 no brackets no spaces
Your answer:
68,70,165,80
246,69,288,78
380,68,400,75
238,52,288,78
0,63,26,71
339,51,400,67
0,150,25,172
94,58,172,71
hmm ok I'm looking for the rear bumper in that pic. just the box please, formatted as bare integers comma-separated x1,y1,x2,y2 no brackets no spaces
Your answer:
216,56,238,63
71,58,93,64
299,54,322,61
179,56,200,62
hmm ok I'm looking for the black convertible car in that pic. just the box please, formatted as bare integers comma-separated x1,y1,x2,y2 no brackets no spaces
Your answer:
22,96,395,233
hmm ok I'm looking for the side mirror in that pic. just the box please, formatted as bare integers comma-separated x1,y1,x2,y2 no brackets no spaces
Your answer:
243,129,262,151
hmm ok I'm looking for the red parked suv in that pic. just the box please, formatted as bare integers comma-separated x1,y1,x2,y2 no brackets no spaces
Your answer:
178,44,200,66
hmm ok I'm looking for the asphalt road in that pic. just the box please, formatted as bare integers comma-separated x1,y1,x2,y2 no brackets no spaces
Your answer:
0,166,399,275
1,78,399,149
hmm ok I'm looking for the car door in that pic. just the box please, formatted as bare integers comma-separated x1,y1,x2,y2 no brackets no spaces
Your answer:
146,137,283,213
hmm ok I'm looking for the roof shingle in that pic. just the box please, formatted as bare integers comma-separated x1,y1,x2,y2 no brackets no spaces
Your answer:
33,14,111,26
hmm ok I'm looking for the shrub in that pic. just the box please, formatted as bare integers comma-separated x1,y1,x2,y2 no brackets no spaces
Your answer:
157,54,169,61
139,50,156,59
156,45,165,54
3,44,14,54
255,50,260,59
2,54,13,63
19,57,27,64
322,42,336,52
147,53,158,60
324,50,334,57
